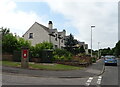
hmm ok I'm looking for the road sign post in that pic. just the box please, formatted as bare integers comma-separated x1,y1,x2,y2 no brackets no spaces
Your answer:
21,47,29,68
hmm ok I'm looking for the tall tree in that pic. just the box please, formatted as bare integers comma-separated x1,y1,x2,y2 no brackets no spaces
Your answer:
115,40,120,57
65,34,77,47
100,47,114,56
2,33,18,54
1,27,10,37
79,45,85,53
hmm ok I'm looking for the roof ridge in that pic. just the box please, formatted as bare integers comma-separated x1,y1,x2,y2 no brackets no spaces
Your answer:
35,22,50,33
35,22,49,29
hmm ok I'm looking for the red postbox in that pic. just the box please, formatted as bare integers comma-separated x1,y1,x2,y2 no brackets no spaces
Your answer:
21,47,29,68
22,50,28,58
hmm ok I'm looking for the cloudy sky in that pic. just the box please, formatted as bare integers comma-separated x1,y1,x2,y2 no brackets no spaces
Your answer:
0,0,119,50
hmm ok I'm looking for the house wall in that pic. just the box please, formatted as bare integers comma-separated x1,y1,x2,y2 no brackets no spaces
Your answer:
50,30,59,48
49,31,66,49
59,32,65,48
23,22,66,49
23,23,49,46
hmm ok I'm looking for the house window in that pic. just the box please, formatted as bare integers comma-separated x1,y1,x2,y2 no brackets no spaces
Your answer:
29,33,33,39
55,45,58,48
61,39,63,43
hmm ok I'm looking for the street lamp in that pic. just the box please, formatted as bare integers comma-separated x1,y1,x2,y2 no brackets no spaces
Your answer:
91,25,95,57
98,42,100,59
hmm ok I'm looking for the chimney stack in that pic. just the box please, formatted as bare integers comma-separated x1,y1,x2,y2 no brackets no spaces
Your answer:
48,21,53,29
63,29,66,37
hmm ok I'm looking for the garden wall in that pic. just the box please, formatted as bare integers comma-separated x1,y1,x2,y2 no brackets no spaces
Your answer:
2,54,13,61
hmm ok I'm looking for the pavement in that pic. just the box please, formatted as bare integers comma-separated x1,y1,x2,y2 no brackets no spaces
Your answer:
2,58,105,78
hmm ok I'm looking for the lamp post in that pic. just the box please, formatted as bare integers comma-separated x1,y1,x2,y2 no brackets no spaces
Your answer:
98,42,100,59
91,25,95,57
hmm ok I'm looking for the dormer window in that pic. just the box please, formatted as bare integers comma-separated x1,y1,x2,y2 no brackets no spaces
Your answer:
29,33,33,39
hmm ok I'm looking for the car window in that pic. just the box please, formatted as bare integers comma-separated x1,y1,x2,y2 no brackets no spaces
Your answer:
105,57,116,59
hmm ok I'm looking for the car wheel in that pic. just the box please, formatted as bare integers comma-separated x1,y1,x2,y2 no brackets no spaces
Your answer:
114,63,117,66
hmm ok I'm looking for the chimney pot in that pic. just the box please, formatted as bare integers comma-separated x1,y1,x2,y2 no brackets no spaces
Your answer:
48,21,53,29
49,21,52,24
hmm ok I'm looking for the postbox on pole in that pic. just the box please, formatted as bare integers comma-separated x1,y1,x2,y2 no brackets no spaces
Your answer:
21,46,29,68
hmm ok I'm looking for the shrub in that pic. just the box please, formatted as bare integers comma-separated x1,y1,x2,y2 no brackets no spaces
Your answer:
92,57,96,63
30,42,53,58
2,33,18,54
53,49,73,62
17,38,31,51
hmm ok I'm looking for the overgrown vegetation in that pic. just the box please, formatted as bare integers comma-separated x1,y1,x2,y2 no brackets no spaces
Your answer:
30,42,53,58
64,33,85,55
97,41,120,57
53,49,73,61
1,27,98,65
114,40,120,57
65,33,78,47
17,38,31,50
2,33,18,54
2,28,31,54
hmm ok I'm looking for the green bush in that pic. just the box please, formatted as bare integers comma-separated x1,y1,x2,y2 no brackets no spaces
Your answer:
2,33,31,54
2,33,18,54
92,57,96,63
53,49,73,61
30,42,53,58
17,38,31,51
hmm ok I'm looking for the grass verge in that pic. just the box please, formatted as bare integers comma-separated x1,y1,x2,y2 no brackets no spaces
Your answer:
2,61,82,71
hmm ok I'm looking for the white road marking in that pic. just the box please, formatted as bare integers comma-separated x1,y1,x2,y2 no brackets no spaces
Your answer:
99,76,102,79
97,76,102,85
89,77,93,80
86,82,90,86
85,77,93,86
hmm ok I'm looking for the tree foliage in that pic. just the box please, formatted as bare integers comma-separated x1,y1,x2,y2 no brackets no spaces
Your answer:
64,34,81,55
100,47,114,56
30,42,53,58
1,27,10,37
115,40,120,57
53,49,72,61
79,45,85,53
65,34,78,47
17,38,31,50
2,33,18,54
2,28,31,54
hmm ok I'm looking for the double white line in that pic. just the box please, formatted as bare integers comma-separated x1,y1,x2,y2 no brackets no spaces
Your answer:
97,76,102,84
86,77,93,86
85,76,102,86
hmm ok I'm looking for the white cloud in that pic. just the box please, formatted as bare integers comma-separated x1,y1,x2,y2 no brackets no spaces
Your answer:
0,0,118,50
45,0,118,49
0,0,46,36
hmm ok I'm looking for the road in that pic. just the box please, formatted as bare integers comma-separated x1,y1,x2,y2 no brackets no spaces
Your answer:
2,59,119,86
